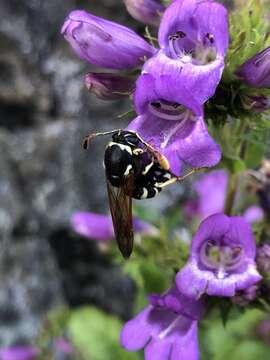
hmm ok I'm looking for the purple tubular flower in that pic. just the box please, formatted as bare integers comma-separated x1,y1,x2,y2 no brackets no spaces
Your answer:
128,73,221,175
192,169,228,220
243,206,264,224
84,73,135,100
149,0,229,104
71,211,157,241
241,94,269,113
184,170,263,223
236,46,270,88
176,214,262,299
61,10,155,70
0,347,39,360
123,0,165,27
120,286,204,359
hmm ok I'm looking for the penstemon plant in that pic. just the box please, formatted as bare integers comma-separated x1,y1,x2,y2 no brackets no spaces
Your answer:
60,0,270,359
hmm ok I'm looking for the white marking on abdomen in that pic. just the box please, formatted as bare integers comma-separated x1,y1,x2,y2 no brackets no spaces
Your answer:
141,188,148,199
123,164,132,176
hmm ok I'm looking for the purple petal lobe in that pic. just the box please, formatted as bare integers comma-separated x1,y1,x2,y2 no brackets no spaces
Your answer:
149,286,205,320
61,10,155,69
140,50,225,105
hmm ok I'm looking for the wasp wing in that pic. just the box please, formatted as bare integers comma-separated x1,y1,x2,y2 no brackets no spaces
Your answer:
106,175,134,259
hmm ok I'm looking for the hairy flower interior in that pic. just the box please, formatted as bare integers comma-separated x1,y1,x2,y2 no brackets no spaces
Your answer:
200,240,243,278
148,99,196,148
168,31,217,65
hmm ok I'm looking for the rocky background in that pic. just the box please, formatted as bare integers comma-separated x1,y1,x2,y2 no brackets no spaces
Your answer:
0,0,143,347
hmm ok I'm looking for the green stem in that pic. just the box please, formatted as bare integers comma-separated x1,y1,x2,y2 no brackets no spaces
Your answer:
224,119,249,215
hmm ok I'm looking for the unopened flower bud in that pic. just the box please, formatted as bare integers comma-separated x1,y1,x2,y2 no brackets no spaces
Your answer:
231,284,258,307
84,73,135,100
123,0,165,26
61,10,155,70
241,94,269,113
236,46,270,88
256,244,270,273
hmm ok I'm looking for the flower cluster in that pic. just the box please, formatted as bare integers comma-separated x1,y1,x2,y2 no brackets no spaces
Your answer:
61,0,270,359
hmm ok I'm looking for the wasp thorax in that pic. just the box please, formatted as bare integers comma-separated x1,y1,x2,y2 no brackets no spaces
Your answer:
104,141,134,187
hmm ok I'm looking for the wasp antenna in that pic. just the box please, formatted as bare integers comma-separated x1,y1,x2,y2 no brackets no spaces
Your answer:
82,129,122,150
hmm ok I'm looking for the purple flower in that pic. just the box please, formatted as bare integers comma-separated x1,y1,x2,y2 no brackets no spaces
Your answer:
184,170,263,223
71,211,157,241
54,338,74,355
120,286,204,360
243,206,264,224
123,0,165,26
176,214,262,298
61,10,155,70
127,73,221,175
0,347,39,360
236,46,270,88
186,170,228,220
140,0,229,105
84,72,135,100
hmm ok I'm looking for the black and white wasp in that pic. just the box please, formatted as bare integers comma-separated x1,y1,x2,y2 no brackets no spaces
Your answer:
83,129,195,258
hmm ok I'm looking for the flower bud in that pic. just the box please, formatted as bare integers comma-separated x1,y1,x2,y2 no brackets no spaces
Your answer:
61,10,155,70
236,46,270,88
256,244,270,273
231,284,258,307
123,0,165,26
241,94,269,113
84,72,135,100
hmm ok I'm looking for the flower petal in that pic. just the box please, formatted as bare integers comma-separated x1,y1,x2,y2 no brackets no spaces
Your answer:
158,0,228,57
149,286,205,320
134,72,203,116
120,306,153,351
61,10,155,69
71,212,113,240
140,50,225,105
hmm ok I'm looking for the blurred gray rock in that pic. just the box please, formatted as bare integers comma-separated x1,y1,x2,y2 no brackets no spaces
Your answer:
0,0,136,348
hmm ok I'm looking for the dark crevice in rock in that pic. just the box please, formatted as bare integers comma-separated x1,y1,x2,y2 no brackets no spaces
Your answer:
48,228,136,321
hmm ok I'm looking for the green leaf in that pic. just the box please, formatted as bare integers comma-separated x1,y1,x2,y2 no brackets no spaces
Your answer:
68,307,140,360
200,308,267,360
222,154,246,174
244,141,266,168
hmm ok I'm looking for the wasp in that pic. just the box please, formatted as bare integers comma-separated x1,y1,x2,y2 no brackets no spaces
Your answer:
83,129,196,258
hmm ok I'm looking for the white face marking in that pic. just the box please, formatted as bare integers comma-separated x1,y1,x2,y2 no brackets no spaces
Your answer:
123,164,132,176
142,162,154,175
106,142,132,155
141,188,148,199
